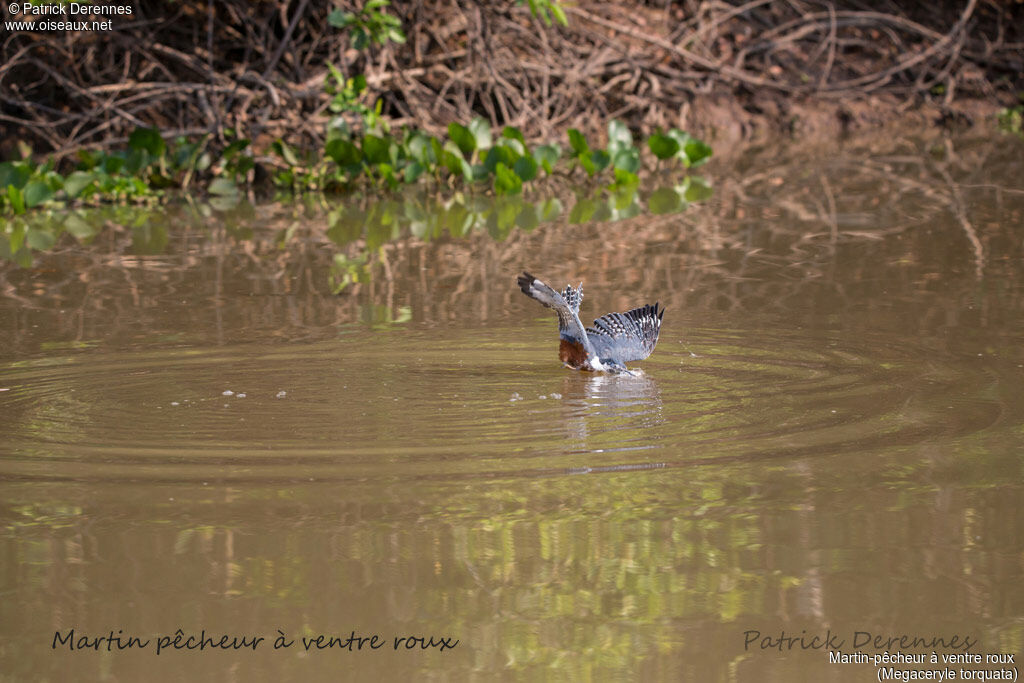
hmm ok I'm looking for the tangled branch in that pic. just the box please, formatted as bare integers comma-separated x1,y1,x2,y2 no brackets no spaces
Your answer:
1,0,1020,160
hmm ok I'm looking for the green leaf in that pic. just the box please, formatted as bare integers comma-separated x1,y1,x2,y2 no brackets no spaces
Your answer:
567,128,589,155
0,162,30,190
512,155,538,182
351,28,369,51
208,178,238,196
350,73,367,95
647,132,680,160
448,122,475,157
501,137,526,157
327,9,353,28
63,171,96,198
361,134,390,165
533,144,560,175
441,143,472,180
470,163,489,182
128,127,166,158
271,139,300,166
611,167,639,188
24,180,54,208
550,1,567,26
483,145,516,174
684,137,713,167
468,117,492,151
501,126,526,145
124,147,148,175
493,162,523,194
429,137,444,166
377,162,399,190
589,149,610,172
578,152,596,177
102,156,125,175
607,120,633,157
664,129,712,166
325,138,362,166
405,131,432,165
230,155,254,175
404,161,425,183
612,147,640,174
75,149,101,171
526,0,543,23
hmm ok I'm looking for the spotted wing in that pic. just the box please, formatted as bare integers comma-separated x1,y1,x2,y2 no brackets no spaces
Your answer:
586,303,664,363
561,282,583,316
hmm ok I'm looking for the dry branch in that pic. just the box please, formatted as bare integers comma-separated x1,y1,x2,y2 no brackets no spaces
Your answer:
0,0,1020,160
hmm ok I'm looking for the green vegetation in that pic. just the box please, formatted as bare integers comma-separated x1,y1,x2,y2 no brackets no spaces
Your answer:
997,104,1024,137
0,0,714,276
327,0,407,50
0,117,711,216
0,0,710,220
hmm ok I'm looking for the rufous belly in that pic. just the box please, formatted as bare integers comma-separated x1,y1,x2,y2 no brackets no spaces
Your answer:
558,338,592,370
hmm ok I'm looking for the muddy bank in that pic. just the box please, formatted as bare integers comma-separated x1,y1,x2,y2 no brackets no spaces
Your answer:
1,0,1021,160
688,93,1007,151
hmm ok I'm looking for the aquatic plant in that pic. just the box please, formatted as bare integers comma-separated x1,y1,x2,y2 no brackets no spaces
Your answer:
0,0,711,216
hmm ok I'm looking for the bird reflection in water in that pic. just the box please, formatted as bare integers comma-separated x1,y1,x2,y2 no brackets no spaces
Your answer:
555,370,667,474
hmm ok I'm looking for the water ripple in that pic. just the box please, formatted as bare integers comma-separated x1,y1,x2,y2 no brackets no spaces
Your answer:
0,326,1014,482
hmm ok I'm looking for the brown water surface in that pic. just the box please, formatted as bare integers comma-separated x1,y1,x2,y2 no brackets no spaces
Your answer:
2,132,1023,681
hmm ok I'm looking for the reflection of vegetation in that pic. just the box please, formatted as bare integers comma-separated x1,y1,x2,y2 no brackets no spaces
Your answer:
0,176,710,269
6,444,1023,679
6,503,83,531
2,134,1019,363
329,253,370,295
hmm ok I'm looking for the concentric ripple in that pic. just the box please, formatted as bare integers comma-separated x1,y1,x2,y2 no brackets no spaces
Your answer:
0,325,1015,483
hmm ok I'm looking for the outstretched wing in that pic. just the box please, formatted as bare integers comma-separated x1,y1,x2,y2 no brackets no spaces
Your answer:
586,303,664,363
517,272,592,349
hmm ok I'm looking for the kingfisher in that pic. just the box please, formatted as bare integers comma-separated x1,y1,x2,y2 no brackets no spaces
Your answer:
517,271,664,373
